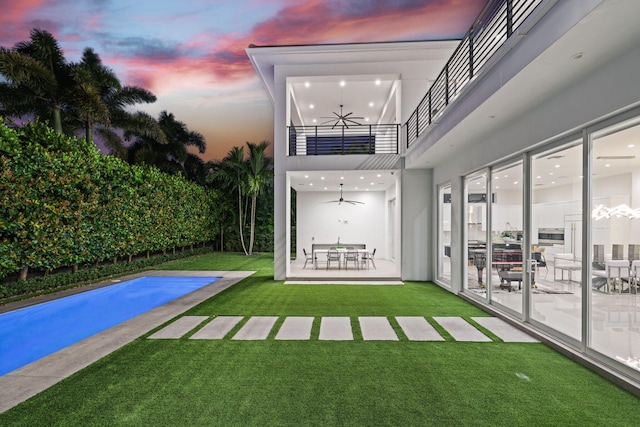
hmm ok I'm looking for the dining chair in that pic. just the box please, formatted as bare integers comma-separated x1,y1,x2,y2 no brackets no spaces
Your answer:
604,259,630,293
360,248,376,269
344,250,358,270
327,249,341,270
302,248,315,269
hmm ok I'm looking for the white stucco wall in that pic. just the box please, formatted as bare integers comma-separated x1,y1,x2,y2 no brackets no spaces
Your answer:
296,191,387,259
402,169,432,280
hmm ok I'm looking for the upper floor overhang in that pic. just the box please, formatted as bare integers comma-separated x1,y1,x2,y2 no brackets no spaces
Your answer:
246,39,460,105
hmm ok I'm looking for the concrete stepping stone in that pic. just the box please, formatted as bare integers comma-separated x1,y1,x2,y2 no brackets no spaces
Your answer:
148,316,209,339
359,317,398,341
275,316,313,340
190,316,243,340
396,316,444,341
319,317,353,341
472,317,539,342
232,316,278,340
433,316,491,342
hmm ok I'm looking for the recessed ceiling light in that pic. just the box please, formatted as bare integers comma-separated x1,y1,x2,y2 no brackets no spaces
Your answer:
377,174,381,177
496,186,500,189
369,102,374,107
340,80,345,87
360,176,364,179
549,172,554,175
309,104,314,109
320,176,325,180
551,181,556,184
313,119,317,123
628,144,635,148
304,81,310,88
355,187,358,190
340,176,344,180
605,164,611,167
513,181,519,185
494,176,499,180
304,175,309,178
555,164,560,168
309,183,313,186
537,176,541,179
324,187,327,190
375,79,381,85
370,182,374,185
365,117,370,122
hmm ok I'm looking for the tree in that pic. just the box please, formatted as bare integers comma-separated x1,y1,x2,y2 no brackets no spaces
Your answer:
245,141,273,255
208,146,249,255
127,111,206,181
0,29,69,134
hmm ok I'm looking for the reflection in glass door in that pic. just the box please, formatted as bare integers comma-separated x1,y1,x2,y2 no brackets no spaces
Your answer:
438,185,452,284
465,172,488,296
531,141,582,340
490,162,523,313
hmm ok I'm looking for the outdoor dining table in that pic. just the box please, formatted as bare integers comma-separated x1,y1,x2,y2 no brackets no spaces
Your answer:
313,248,369,269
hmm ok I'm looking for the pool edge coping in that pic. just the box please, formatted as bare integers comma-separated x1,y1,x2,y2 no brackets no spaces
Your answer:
0,270,254,414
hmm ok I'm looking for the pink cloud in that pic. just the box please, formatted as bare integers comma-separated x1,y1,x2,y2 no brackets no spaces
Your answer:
112,0,486,96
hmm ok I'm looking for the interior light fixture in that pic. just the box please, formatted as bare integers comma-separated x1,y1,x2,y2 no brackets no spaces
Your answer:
304,81,310,88
593,204,640,220
309,104,314,109
375,79,381,85
340,80,346,87
369,102,374,107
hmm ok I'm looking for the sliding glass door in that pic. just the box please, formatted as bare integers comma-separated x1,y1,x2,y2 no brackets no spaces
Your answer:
438,184,452,285
490,162,524,314
590,117,640,371
465,171,488,296
530,141,583,340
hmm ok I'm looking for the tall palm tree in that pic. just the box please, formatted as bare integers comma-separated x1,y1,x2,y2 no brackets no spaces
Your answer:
68,47,163,148
208,146,249,255
127,111,205,179
245,141,273,255
0,29,69,134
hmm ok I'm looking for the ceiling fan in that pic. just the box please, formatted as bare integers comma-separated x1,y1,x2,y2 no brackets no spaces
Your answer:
326,183,364,205
321,104,364,129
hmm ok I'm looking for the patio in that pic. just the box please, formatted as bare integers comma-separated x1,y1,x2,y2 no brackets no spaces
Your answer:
288,256,400,281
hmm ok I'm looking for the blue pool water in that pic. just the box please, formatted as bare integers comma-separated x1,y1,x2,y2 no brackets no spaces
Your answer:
0,276,219,376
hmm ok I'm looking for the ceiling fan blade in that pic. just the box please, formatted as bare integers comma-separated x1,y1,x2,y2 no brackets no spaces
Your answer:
321,119,335,124
343,119,361,125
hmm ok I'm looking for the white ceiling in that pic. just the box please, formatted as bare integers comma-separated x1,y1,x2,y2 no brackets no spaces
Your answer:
289,76,396,127
289,169,398,193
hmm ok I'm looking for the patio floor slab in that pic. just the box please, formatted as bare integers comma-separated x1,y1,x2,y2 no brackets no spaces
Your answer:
434,316,492,342
232,316,278,340
275,316,314,340
148,316,209,339
396,316,445,341
472,317,540,342
359,317,398,341
190,316,244,340
319,317,353,340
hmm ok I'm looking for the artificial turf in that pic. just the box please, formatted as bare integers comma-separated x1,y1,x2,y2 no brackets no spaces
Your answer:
1,252,638,426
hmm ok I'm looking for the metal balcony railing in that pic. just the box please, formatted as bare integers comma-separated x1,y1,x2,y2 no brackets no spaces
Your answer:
288,124,399,156
405,0,544,148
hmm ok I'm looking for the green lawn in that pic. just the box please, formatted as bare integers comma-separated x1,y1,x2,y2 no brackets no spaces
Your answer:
1,252,638,426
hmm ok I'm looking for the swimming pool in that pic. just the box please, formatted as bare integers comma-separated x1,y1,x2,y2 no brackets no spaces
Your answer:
0,276,220,376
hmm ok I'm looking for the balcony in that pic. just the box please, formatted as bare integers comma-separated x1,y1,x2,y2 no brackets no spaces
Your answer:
288,124,399,156
405,0,545,148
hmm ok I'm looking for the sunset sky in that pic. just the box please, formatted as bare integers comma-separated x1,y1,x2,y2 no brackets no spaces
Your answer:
0,0,487,161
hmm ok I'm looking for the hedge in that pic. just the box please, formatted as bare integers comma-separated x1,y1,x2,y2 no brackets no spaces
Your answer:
0,119,221,280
